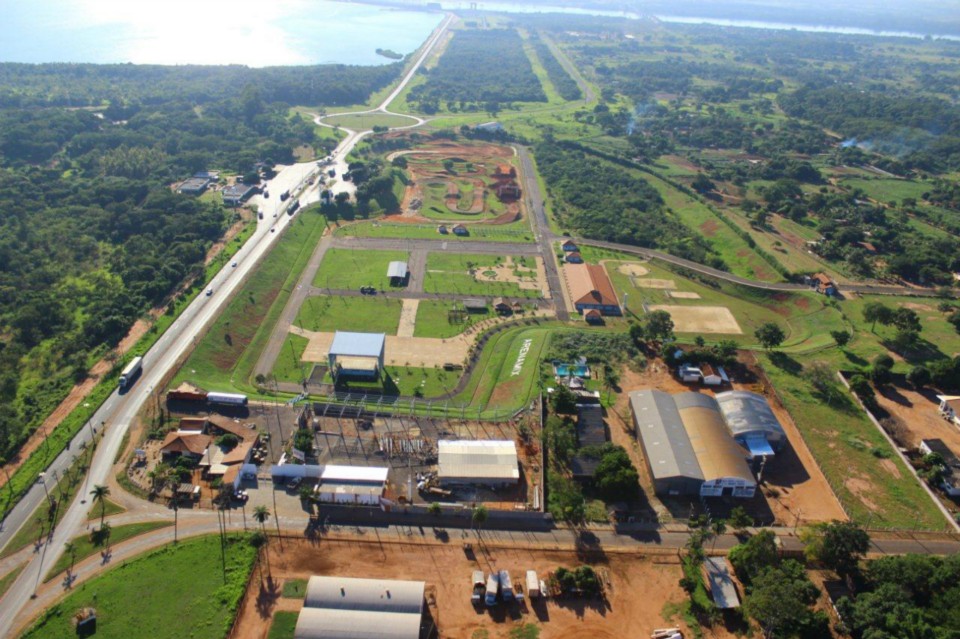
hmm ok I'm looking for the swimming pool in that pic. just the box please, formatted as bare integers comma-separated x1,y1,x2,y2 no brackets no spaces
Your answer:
554,363,590,377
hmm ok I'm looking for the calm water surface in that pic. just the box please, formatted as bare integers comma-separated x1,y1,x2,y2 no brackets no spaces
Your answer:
2,0,443,66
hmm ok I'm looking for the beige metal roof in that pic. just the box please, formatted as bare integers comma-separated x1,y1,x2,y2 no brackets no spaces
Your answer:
438,440,519,480
676,403,754,484
295,608,421,639
304,576,424,613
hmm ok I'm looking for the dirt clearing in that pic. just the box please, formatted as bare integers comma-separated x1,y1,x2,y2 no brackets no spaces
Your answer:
648,305,743,334
635,279,676,290
230,538,735,639
668,291,701,299
617,263,649,277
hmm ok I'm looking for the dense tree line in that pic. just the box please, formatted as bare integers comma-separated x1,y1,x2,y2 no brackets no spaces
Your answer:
0,61,403,109
528,34,582,101
837,554,960,638
534,140,722,267
407,29,546,113
0,61,395,464
779,86,960,171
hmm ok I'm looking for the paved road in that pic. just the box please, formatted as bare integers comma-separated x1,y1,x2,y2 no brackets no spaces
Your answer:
542,33,595,103
306,287,551,306
515,146,568,320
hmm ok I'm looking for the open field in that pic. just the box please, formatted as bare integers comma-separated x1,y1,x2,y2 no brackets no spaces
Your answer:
413,300,484,339
172,209,328,393
312,248,409,291
336,220,534,242
22,535,256,639
424,253,543,299
322,112,419,130
598,256,845,352
761,353,948,530
231,537,729,639
44,521,172,582
271,333,311,385
647,304,743,334
295,295,403,335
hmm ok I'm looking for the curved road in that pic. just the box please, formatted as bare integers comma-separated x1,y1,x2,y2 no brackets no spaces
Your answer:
0,14,454,636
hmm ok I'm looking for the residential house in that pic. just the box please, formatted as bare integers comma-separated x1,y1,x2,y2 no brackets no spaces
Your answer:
222,183,257,207
700,363,729,386
561,240,579,252
565,252,584,264
810,273,837,296
177,177,209,196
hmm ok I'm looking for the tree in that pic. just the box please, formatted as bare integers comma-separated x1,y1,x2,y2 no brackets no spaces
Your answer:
550,384,577,414
811,520,870,579
710,519,727,550
643,310,675,344
891,307,922,333
472,505,488,531
90,484,110,529
166,475,181,543
253,505,271,541
863,301,893,332
248,531,268,583
804,361,844,404
64,540,77,574
907,365,931,389
592,446,640,501
830,330,851,348
744,561,824,639
729,529,780,586
870,363,892,387
729,506,753,535
427,502,442,516
755,322,786,350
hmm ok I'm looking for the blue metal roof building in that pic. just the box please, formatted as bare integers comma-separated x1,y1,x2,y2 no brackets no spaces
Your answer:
328,332,386,380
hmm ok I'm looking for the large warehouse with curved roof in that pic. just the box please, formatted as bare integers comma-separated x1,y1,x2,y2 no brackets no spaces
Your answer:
295,576,427,639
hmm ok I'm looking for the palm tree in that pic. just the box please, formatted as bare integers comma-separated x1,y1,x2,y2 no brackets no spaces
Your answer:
253,506,272,575
64,540,76,575
249,531,268,583
711,520,727,551
165,475,181,543
90,484,110,529
471,505,488,534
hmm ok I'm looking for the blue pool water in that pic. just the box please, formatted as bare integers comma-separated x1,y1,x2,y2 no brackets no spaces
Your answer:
554,363,590,377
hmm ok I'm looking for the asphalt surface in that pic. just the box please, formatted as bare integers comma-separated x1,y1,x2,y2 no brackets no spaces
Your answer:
330,235,542,255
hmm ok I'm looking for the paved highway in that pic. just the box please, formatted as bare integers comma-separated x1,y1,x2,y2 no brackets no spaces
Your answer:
0,14,454,634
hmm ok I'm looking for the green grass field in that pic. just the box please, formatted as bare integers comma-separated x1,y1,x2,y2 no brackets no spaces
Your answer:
268,611,299,639
312,248,409,291
601,257,845,352
413,300,483,338
281,579,308,598
172,208,328,392
384,365,460,397
336,220,534,243
0,562,25,600
322,112,419,130
45,521,172,582
271,333,311,385
23,535,256,639
762,354,947,530
839,177,930,204
423,253,541,299
294,295,403,334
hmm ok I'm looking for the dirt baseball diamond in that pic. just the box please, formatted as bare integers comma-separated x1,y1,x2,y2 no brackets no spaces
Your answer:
668,291,701,299
648,305,743,334
229,538,737,639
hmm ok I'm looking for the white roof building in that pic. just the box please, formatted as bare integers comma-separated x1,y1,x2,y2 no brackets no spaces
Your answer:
295,576,426,639
387,261,409,280
438,440,519,485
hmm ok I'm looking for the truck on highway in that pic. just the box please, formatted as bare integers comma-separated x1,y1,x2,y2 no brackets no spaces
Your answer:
119,356,143,389
279,189,291,201
286,200,300,215
207,392,248,406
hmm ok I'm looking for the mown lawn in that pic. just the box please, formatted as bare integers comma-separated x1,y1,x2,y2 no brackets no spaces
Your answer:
44,521,172,582
414,300,483,338
171,209,328,392
271,334,311,385
23,535,257,639
335,220,534,243
423,253,540,298
268,611,299,639
762,353,947,531
312,248,408,291
294,295,403,335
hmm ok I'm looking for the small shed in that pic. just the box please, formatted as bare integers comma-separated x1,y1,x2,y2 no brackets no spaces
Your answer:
452,224,469,236
387,261,409,286
463,298,487,313
584,309,603,324
678,364,702,383
561,240,579,252
565,252,584,264
700,364,729,386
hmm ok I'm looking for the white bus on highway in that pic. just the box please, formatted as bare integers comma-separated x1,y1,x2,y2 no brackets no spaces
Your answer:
119,356,143,389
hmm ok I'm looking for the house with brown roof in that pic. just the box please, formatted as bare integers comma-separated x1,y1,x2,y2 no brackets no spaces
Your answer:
810,272,837,296
160,432,212,459
564,263,622,316
493,164,516,178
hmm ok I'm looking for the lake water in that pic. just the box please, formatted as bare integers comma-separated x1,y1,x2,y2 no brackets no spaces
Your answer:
2,0,443,66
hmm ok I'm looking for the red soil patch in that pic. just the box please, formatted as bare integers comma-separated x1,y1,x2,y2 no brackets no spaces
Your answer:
700,219,719,237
